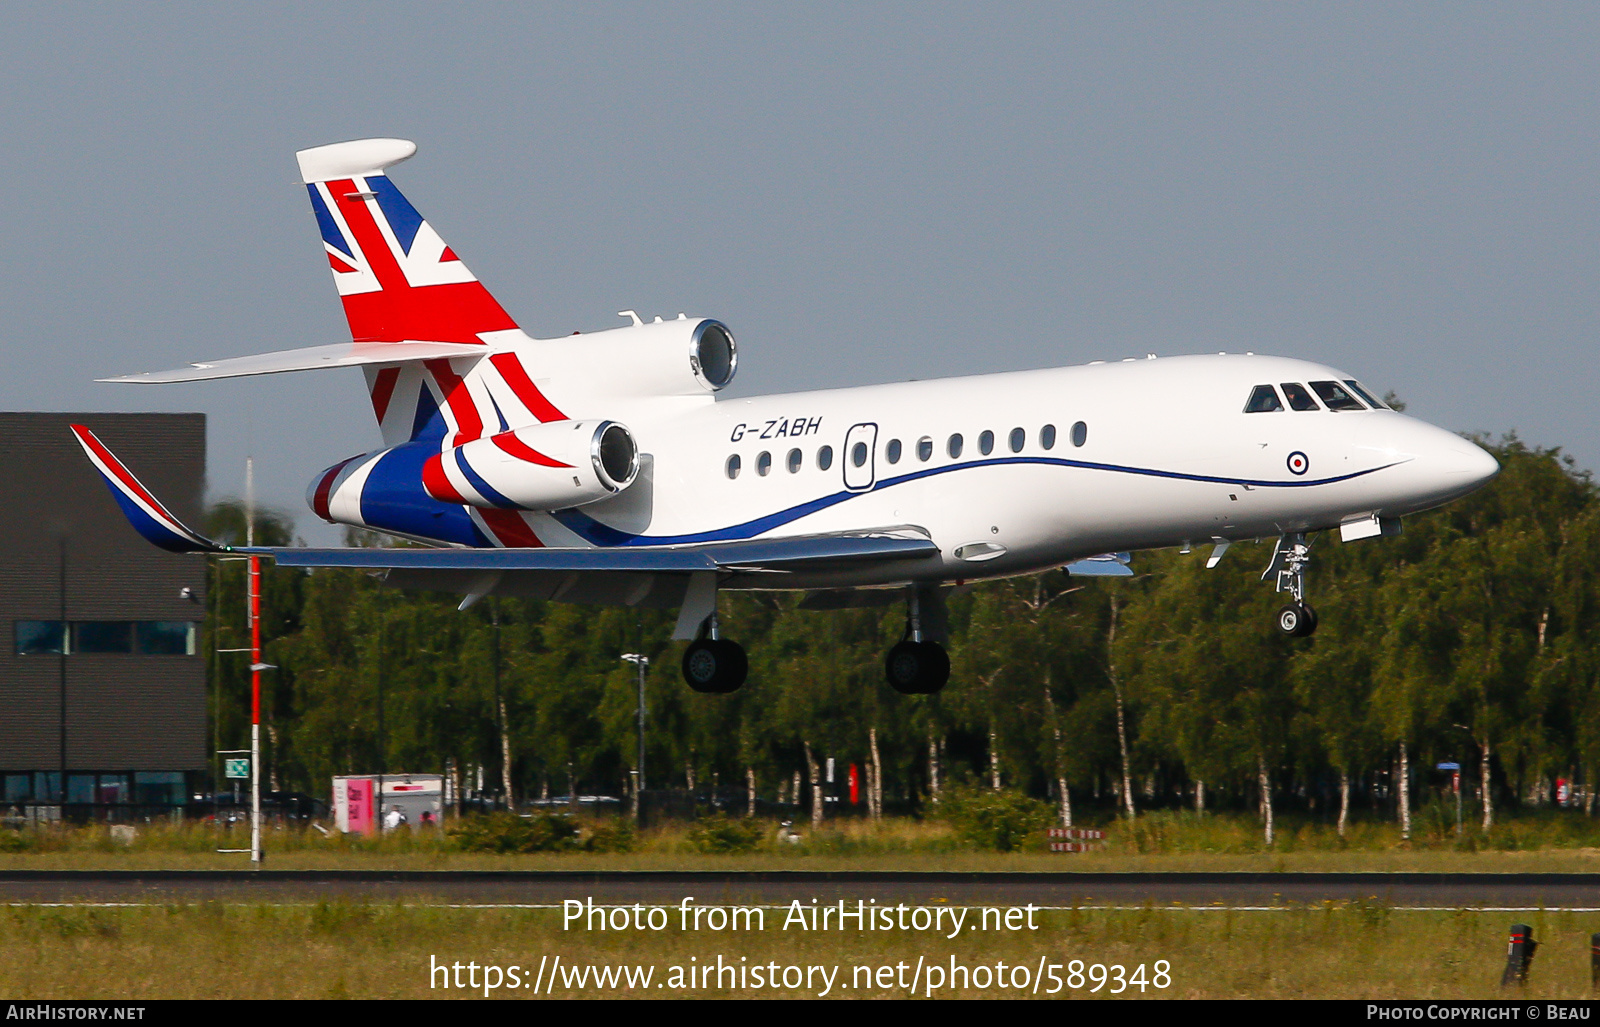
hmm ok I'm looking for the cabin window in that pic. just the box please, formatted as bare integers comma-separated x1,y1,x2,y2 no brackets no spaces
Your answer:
948,434,964,459
1040,424,1057,450
817,445,834,470
726,454,741,479
1310,380,1364,411
1244,385,1284,413
979,430,994,455
886,439,902,464
786,448,802,473
1280,383,1321,411
1008,427,1025,453
917,437,933,461
1071,421,1088,447
757,451,772,476
851,442,868,468
1344,380,1386,409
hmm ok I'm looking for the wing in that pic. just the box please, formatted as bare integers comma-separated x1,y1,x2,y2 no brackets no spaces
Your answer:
266,532,937,573
71,423,938,589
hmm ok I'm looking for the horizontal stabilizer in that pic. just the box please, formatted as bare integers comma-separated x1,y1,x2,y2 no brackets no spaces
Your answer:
99,341,490,384
1065,552,1133,577
70,425,221,553
257,530,939,575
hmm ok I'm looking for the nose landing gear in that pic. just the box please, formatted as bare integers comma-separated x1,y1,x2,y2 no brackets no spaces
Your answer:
1264,532,1317,637
886,585,950,694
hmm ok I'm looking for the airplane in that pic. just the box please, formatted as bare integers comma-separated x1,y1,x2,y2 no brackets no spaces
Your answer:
73,137,1501,696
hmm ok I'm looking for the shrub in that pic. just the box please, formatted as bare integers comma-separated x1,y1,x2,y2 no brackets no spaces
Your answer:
0,829,36,853
687,813,762,854
941,789,1052,852
583,820,637,853
449,812,579,853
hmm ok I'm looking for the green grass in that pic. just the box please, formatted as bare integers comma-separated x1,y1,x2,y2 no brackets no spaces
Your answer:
4,809,1600,872
1,902,1596,999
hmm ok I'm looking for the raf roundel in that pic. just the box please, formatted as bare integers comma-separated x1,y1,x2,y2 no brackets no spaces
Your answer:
1286,451,1310,476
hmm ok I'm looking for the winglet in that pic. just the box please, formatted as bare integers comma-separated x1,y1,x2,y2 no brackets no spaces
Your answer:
69,425,222,553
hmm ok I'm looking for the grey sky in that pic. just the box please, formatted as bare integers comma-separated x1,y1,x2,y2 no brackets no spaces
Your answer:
3,4,1595,543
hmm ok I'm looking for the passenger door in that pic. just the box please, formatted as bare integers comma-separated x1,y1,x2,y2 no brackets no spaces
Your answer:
843,422,878,491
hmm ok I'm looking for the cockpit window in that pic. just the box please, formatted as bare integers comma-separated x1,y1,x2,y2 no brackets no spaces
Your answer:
1309,380,1365,411
1280,383,1321,411
1244,385,1284,413
1344,380,1386,409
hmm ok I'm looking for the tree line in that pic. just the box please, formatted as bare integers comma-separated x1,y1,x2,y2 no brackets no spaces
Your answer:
203,435,1600,838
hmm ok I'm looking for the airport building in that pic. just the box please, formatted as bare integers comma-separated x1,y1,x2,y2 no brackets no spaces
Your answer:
0,412,207,815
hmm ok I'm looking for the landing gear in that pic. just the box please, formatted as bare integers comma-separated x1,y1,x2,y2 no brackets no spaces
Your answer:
1276,602,1317,638
681,609,747,693
682,638,747,693
886,585,950,694
885,640,949,695
1264,532,1318,637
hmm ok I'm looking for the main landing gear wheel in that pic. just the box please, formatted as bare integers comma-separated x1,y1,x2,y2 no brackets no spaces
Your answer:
885,640,950,695
1276,602,1318,638
682,638,748,693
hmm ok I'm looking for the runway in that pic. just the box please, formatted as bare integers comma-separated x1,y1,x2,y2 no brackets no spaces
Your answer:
2,870,1599,909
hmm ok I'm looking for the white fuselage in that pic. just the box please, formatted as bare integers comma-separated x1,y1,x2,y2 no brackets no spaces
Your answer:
441,349,1498,590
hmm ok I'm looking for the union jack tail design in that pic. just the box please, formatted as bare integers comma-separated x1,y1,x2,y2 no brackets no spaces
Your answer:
296,139,567,456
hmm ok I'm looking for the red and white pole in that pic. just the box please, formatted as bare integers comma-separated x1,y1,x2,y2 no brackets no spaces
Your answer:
249,552,261,863
247,456,262,865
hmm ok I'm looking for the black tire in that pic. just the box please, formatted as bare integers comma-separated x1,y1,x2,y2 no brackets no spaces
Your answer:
682,639,748,693
1276,603,1316,638
885,640,950,695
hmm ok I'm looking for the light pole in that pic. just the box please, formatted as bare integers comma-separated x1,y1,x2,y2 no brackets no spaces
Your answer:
620,654,648,817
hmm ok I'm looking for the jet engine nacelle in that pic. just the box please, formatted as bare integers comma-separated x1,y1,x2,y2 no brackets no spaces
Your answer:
422,419,638,511
524,317,737,401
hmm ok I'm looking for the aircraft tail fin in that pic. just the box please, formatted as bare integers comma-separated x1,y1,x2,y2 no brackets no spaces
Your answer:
297,139,558,447
297,138,520,347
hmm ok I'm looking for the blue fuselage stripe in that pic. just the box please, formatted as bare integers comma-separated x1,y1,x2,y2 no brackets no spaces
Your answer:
550,454,1401,547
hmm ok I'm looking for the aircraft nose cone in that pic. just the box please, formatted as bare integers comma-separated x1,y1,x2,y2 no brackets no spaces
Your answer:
1416,435,1499,506
1439,439,1500,489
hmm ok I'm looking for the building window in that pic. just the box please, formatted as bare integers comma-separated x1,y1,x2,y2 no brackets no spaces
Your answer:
97,774,129,804
15,620,64,655
66,774,95,804
15,620,197,656
137,622,195,656
134,772,186,805
73,621,133,654
33,772,61,803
